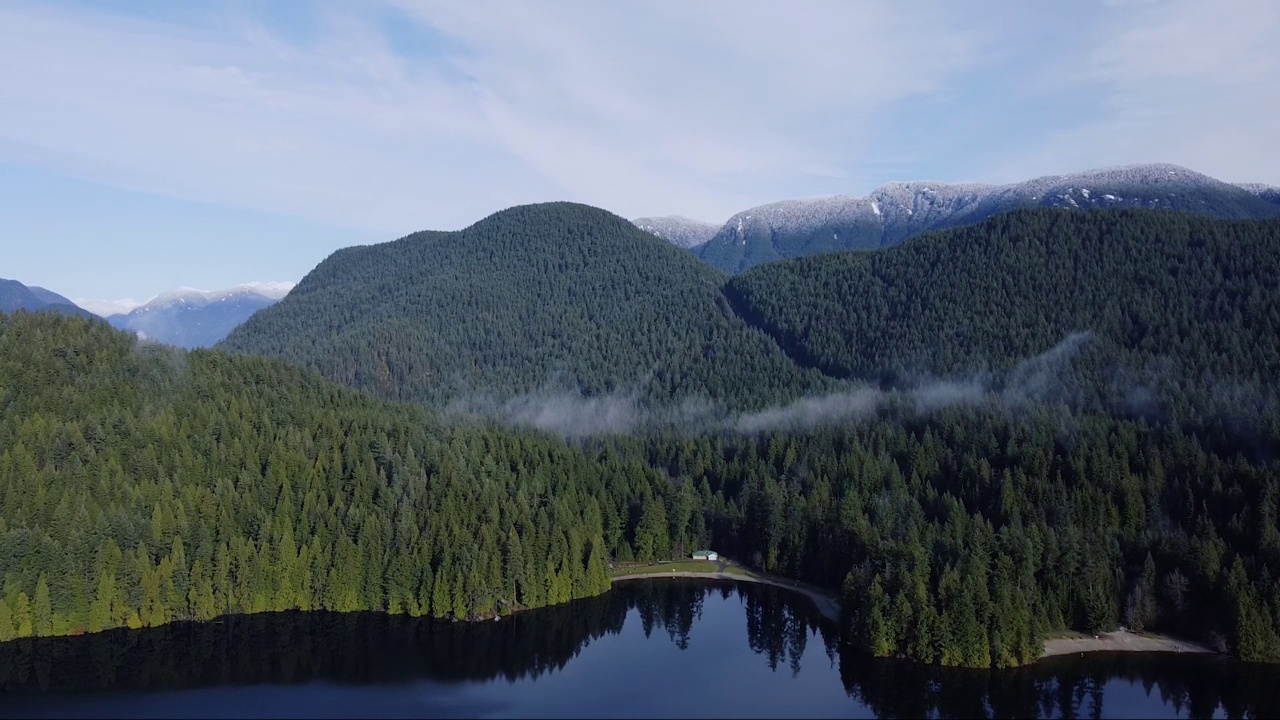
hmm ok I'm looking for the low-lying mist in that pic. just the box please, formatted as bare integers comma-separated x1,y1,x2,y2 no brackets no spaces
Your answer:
445,332,1100,438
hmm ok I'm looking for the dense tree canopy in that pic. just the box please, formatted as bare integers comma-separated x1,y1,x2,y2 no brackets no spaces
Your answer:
0,312,666,639
727,209,1280,423
5,207,1280,670
613,401,1280,666
220,202,827,409
6,312,1280,666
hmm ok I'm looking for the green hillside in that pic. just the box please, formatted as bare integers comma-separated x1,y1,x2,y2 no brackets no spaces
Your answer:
0,278,96,319
726,208,1280,420
219,202,826,410
0,311,679,639
5,308,1280,666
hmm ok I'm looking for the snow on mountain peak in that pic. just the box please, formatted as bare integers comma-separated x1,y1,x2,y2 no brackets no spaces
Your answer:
236,281,295,299
96,280,296,348
144,281,296,309
693,162,1280,274
80,281,296,317
631,215,720,249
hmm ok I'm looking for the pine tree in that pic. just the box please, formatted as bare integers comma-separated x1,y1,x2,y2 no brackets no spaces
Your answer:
188,559,218,621
866,577,894,657
14,591,33,638
431,569,451,620
33,574,53,637
0,598,14,642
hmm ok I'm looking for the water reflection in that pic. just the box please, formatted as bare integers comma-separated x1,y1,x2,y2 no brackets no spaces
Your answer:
0,579,1277,719
839,644,1280,719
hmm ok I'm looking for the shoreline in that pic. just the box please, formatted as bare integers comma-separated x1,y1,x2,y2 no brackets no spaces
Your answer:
610,570,842,624
1041,629,1215,658
612,571,1220,664
1,574,1223,668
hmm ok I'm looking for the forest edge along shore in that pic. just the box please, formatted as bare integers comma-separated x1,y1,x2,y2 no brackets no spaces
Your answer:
609,558,1217,664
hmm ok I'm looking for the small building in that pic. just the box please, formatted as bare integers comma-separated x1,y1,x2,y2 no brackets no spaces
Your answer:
692,550,718,562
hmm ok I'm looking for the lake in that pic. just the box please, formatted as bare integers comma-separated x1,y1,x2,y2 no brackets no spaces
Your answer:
0,579,1276,718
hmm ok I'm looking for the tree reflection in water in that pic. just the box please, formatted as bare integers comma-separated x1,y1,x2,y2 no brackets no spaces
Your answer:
0,579,1276,719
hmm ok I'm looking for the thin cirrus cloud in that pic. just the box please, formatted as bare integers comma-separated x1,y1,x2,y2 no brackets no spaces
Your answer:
982,0,1280,184
0,0,986,238
0,1,544,237
1,0,1278,299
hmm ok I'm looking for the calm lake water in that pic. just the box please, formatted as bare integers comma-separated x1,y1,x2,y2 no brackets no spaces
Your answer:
0,579,1277,719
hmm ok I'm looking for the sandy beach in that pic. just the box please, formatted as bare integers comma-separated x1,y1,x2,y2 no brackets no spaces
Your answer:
1041,629,1214,658
614,571,1219,663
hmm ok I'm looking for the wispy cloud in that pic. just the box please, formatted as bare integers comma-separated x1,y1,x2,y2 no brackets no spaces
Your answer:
73,298,145,317
0,0,984,233
985,0,1280,183
1,0,1276,248
0,1,543,235
446,332,1091,437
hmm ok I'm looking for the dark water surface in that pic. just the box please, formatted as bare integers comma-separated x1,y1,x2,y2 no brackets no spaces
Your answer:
1,579,1277,718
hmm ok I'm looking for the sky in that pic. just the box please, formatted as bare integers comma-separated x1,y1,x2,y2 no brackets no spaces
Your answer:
2,0,1278,305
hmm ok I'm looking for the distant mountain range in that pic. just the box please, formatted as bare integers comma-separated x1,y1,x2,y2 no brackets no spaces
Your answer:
219,195,1280,430
0,278,96,318
104,282,294,348
631,215,720,250
633,163,1280,273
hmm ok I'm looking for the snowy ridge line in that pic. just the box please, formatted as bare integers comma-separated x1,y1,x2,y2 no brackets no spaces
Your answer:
689,163,1280,272
717,163,1248,239
82,281,296,317
631,215,720,249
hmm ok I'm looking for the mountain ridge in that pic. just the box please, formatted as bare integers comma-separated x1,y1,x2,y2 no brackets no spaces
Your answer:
219,201,825,410
696,163,1280,273
0,277,96,318
631,215,720,249
725,206,1280,422
107,282,295,348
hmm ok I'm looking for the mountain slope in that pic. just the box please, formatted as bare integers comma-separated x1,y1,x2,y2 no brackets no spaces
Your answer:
0,310,686,639
1238,183,1280,207
700,163,1280,273
726,208,1280,420
631,215,720,249
5,275,1279,667
0,278,95,318
220,202,825,409
107,283,293,348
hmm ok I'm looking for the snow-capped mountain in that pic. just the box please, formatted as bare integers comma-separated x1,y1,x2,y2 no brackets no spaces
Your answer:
695,163,1280,273
631,215,720,250
0,278,96,318
1236,183,1280,207
103,282,295,348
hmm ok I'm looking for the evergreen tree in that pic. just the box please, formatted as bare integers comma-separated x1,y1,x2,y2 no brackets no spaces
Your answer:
13,591,32,638
33,574,53,637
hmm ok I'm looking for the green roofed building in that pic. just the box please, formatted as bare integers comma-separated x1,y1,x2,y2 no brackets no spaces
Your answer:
692,550,718,561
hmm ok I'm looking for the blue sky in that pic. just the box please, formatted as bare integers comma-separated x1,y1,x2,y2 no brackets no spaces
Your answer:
2,0,1278,306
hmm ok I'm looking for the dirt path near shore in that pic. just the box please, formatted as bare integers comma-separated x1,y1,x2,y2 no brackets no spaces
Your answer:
1042,629,1214,658
610,571,842,624
614,572,1216,662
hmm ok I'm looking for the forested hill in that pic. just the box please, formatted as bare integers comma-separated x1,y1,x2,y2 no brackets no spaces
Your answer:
219,202,826,410
725,209,1280,422
0,310,671,639
5,312,1280,666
